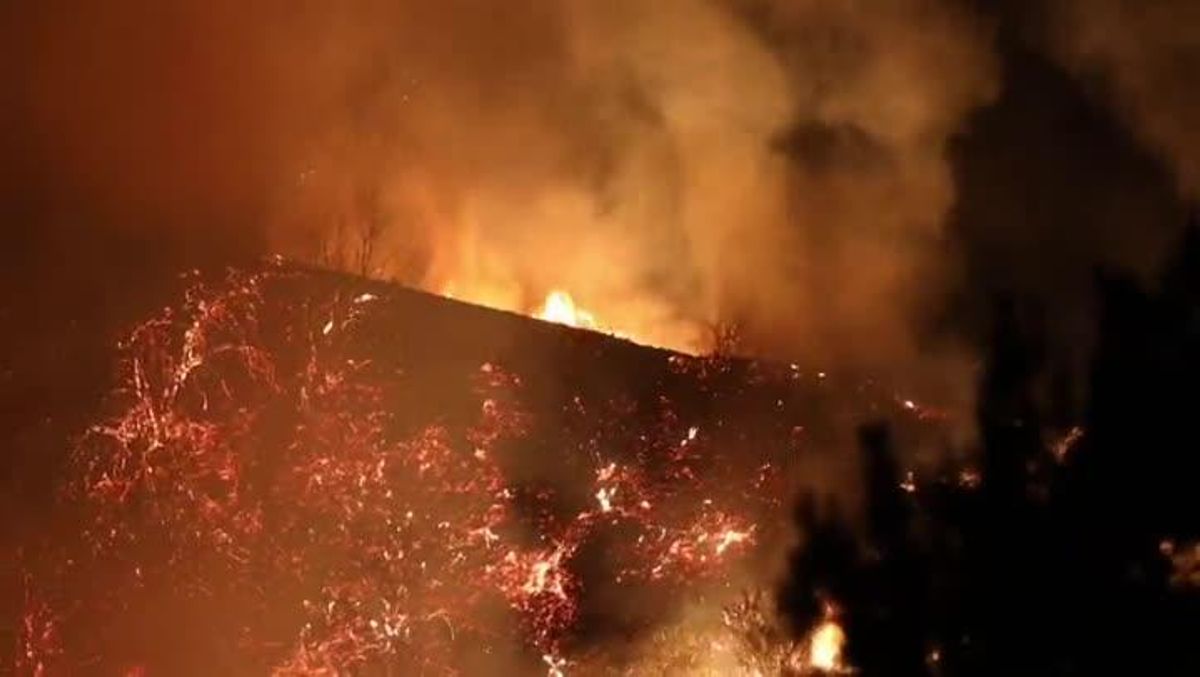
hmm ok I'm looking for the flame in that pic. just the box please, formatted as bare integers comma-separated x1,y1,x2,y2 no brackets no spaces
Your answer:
439,278,705,353
537,290,597,329
788,603,849,674
808,618,847,672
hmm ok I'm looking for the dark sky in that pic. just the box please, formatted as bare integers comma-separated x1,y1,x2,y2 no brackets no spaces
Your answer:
946,2,1189,358
1,1,1195,504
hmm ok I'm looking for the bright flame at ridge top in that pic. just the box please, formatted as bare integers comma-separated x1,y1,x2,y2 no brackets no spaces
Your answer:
439,280,706,354
537,290,598,330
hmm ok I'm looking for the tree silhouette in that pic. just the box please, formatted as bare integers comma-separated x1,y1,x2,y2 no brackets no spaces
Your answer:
780,220,1200,675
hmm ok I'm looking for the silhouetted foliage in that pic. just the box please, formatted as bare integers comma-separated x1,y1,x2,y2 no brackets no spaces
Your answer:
781,220,1200,675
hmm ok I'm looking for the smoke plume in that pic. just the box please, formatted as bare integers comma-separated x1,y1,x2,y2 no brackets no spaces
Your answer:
268,0,1001,398
1046,0,1200,198
7,0,1000,395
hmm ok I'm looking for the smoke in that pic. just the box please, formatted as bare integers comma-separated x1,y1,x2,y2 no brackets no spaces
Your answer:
1045,0,1200,198
6,0,1000,396
710,0,999,386
268,0,1000,380
10,0,1200,405
220,0,988,374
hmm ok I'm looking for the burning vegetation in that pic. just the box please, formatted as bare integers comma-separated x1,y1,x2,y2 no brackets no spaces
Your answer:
13,224,1200,675
15,220,1200,674
19,262,938,674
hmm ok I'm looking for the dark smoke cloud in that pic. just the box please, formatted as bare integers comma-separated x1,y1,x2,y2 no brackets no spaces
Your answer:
934,1,1194,418
1046,0,1200,197
946,38,1187,413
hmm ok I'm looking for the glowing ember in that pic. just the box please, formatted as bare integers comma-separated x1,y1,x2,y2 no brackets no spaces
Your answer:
596,486,616,513
958,468,983,489
1051,425,1085,462
537,290,597,329
517,546,571,600
715,528,752,556
542,652,568,677
13,264,939,673
1161,539,1200,590
15,265,827,673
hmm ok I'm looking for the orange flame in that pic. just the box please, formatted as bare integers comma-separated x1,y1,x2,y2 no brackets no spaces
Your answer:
808,618,847,672
537,290,598,330
789,603,849,674
439,280,705,354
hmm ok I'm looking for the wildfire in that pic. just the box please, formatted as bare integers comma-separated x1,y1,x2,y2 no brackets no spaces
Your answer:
15,264,814,674
12,264,941,674
537,290,597,329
